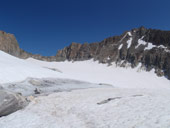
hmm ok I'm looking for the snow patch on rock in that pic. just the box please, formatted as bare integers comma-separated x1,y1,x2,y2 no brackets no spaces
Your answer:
118,44,123,50
127,37,132,49
144,43,156,50
135,39,147,48
127,32,132,36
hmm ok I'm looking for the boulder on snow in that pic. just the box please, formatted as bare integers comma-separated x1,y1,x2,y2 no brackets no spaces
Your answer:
0,90,28,117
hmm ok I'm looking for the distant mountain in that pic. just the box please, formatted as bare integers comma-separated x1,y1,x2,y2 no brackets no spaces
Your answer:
0,27,170,79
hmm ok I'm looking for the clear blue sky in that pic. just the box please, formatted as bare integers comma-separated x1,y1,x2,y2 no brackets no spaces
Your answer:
0,0,170,56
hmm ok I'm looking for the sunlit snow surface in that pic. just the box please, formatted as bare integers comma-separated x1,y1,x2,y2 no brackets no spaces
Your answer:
1,88,170,128
0,49,169,88
0,51,68,84
26,58,170,89
0,51,170,128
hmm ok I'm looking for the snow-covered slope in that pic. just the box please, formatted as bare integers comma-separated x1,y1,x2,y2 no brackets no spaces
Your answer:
0,51,68,84
0,50,170,128
1,88,170,128
26,58,170,89
0,50,169,89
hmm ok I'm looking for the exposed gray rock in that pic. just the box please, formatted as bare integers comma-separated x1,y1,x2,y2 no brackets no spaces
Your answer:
0,31,20,57
97,97,122,105
0,90,27,117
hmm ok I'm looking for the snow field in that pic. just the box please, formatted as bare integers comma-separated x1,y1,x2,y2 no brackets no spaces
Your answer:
0,88,170,128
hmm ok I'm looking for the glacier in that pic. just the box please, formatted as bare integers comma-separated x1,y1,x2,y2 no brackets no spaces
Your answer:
0,50,170,128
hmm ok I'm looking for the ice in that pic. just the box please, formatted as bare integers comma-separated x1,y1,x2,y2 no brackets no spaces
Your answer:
1,78,108,96
0,88,170,128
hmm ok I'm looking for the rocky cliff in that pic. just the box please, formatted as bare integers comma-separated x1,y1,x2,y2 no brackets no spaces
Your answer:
0,27,170,79
0,31,20,57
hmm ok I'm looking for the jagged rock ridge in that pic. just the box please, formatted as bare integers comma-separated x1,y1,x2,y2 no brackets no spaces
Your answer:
0,27,170,79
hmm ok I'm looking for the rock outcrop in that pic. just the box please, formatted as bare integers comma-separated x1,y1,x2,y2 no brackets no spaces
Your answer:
0,27,170,79
0,90,27,117
0,31,20,57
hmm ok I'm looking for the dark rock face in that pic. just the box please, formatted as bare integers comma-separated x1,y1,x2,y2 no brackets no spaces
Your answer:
0,90,27,117
0,27,170,79
143,29,170,47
